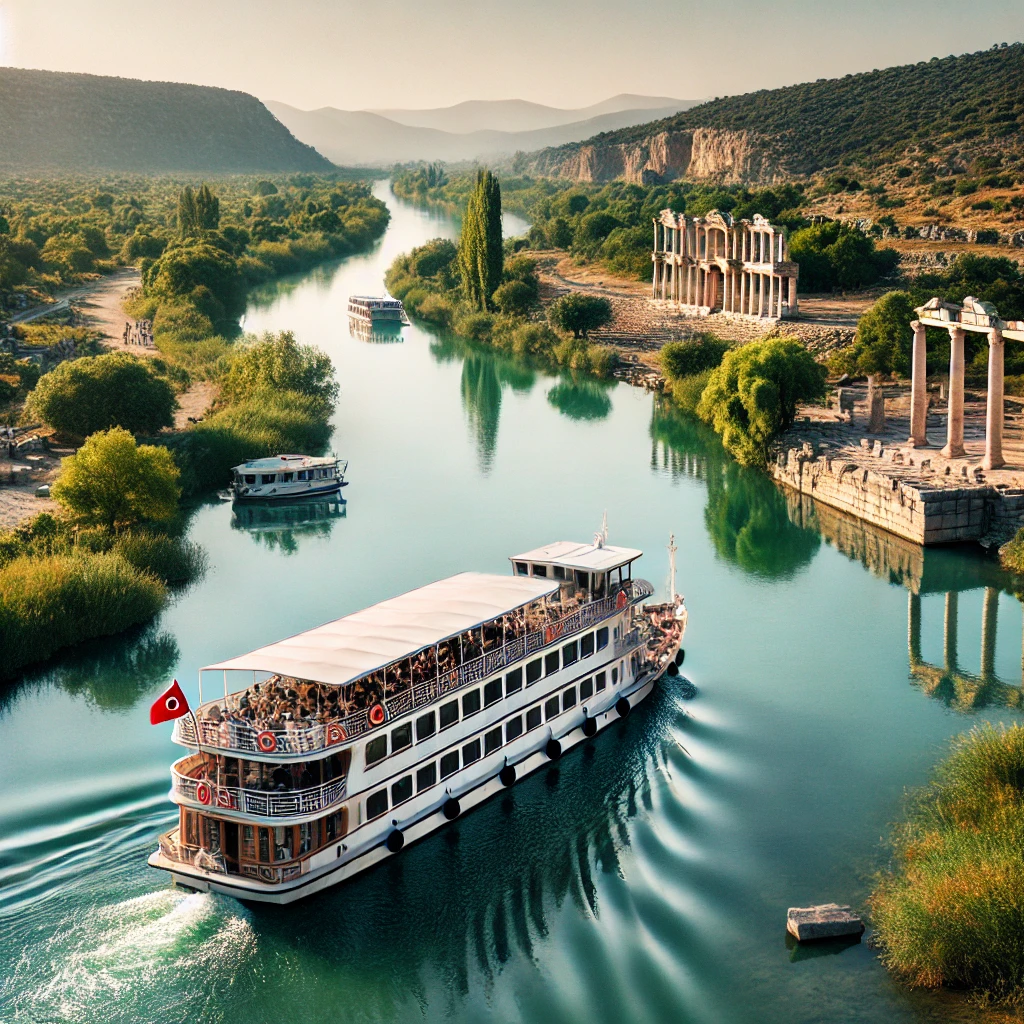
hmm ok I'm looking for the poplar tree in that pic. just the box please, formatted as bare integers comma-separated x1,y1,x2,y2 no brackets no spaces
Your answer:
458,169,503,310
177,183,220,237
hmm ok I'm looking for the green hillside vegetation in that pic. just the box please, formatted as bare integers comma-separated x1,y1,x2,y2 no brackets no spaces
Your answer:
0,67,333,173
527,43,1024,179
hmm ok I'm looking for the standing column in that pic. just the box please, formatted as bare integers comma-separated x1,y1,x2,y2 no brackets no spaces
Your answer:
981,586,998,680
653,219,658,257
941,326,967,459
908,592,922,667
758,275,765,317
908,320,929,447
777,277,784,318
740,272,747,317
984,327,1005,470
943,591,958,674
788,276,798,316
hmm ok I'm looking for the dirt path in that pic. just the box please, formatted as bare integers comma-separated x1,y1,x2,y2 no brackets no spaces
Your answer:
173,380,218,429
70,268,149,355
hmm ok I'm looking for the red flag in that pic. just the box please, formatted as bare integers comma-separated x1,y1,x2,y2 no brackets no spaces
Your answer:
150,680,190,725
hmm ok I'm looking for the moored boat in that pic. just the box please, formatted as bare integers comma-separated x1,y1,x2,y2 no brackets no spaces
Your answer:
230,454,347,502
149,539,686,904
347,295,411,325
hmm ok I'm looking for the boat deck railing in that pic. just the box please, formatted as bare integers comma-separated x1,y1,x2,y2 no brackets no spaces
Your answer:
174,578,654,757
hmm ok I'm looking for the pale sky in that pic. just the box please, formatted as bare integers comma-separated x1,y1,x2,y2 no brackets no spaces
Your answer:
1,0,1021,111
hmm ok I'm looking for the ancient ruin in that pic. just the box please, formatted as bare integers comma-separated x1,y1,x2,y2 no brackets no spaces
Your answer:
651,210,799,320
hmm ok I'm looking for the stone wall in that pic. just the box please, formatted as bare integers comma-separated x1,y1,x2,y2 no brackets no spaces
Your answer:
772,445,1024,547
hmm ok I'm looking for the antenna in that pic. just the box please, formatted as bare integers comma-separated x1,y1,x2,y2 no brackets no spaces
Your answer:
668,533,678,600
602,510,608,544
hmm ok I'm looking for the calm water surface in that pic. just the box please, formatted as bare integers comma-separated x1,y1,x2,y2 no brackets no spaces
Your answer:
2,182,1023,1023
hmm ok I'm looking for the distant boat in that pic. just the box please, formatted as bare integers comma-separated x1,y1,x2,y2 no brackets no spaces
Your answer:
230,455,347,502
347,295,411,326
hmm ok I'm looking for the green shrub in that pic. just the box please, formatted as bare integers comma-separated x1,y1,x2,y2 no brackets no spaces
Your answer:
0,551,167,680
222,330,338,413
850,291,918,377
871,725,1024,1003
671,369,714,413
660,335,729,381
548,293,613,338
452,311,496,342
112,532,207,588
493,279,536,316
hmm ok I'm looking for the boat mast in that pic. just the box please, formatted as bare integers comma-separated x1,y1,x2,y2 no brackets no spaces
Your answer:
668,533,677,600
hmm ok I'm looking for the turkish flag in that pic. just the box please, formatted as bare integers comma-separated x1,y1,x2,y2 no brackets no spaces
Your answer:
150,680,191,725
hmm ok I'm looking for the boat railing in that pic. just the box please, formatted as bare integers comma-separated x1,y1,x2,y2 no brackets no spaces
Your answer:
171,759,347,818
174,578,655,756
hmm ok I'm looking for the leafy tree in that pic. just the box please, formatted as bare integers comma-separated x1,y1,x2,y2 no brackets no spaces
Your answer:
222,331,338,412
493,279,536,316
789,222,899,291
697,337,827,467
457,169,503,310
546,216,573,249
851,291,917,377
144,240,245,320
253,180,279,196
41,232,94,274
660,335,729,381
411,238,458,280
547,293,613,339
177,184,220,237
53,427,180,531
30,353,176,437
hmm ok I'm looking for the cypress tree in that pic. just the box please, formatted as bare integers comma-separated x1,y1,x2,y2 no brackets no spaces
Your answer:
457,169,504,310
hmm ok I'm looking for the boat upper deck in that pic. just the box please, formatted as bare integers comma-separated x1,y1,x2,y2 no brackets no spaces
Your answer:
231,454,339,474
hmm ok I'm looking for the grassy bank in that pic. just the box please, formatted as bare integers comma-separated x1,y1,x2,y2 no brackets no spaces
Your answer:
871,724,1024,1006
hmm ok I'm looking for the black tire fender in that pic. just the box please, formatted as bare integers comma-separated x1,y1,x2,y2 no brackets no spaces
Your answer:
443,797,461,820
583,717,598,737
616,697,631,718
499,764,517,787
546,738,562,760
386,829,404,853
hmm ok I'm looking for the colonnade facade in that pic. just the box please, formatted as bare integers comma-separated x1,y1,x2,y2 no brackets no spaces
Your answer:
652,210,799,320
910,297,1024,470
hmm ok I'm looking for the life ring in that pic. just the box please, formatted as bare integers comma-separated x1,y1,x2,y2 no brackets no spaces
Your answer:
215,787,233,809
256,731,277,753
326,722,347,745
195,781,211,805
368,703,386,726
616,590,628,610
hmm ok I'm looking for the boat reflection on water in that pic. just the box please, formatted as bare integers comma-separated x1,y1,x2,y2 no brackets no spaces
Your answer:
231,495,347,554
348,316,404,344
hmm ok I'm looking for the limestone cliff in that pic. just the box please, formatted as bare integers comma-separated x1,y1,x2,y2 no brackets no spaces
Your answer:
521,127,793,184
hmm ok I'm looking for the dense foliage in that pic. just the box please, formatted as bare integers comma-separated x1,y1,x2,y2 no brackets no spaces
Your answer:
871,725,1024,1003
788,222,900,291
29,353,176,437
547,294,612,338
458,169,504,309
697,338,827,466
221,331,338,413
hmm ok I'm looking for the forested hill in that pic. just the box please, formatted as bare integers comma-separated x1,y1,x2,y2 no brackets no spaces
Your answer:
0,68,334,173
519,44,1024,183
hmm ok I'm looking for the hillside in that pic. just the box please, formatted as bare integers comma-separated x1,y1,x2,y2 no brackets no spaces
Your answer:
0,67,334,173
517,44,1024,184
267,97,697,167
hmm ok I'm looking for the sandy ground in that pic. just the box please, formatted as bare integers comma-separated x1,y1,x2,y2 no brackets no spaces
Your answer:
71,267,148,355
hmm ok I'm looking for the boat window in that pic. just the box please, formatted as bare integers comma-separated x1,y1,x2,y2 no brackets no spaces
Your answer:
244,474,256,484
544,651,559,676
365,735,387,766
563,686,577,711
391,723,412,754
506,715,523,741
439,700,459,730
611,667,618,685
416,762,436,792
416,711,436,741
299,822,313,855
505,667,522,695
440,750,460,779
575,571,589,590
462,739,481,765
553,565,565,580
532,564,547,578
597,627,609,651
562,641,578,667
462,689,481,717
297,470,307,481
544,696,560,720
392,775,413,806
595,671,607,691
526,706,542,731
483,678,502,707
258,826,270,863
580,677,593,700
581,632,595,658
366,789,388,820
282,472,294,482
526,659,542,686
484,727,502,755
515,561,528,576
261,474,276,484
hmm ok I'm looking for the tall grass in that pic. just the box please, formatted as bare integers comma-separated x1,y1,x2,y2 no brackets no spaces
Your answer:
871,724,1024,1004
112,532,208,588
0,551,167,680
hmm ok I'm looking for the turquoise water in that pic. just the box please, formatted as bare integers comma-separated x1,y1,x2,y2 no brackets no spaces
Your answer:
2,182,1022,1023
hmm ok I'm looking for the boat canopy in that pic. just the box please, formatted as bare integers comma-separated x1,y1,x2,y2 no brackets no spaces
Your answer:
510,541,642,574
203,572,558,687
231,455,337,473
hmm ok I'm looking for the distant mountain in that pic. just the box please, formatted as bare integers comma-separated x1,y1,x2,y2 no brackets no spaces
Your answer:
0,67,334,173
367,95,694,134
266,99,698,167
515,44,1024,184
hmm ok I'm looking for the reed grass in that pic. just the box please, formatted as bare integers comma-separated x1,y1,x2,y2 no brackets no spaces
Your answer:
112,532,208,588
871,724,1024,1004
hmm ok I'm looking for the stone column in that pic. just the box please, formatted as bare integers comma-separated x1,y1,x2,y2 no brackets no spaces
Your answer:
867,374,885,433
740,272,746,316
908,320,929,447
758,275,765,317
984,327,1005,470
776,276,784,318
981,586,998,680
788,275,798,316
908,592,922,667
941,326,967,459
943,591,958,673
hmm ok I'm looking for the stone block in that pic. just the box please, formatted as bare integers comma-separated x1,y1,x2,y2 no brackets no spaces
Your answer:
787,905,865,943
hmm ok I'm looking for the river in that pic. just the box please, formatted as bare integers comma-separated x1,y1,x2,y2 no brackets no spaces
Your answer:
1,181,1021,1023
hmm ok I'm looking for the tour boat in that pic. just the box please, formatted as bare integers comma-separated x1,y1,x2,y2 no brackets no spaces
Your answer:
149,539,686,904
230,455,347,502
346,295,411,326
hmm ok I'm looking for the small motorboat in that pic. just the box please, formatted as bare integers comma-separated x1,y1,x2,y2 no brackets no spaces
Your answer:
230,454,348,502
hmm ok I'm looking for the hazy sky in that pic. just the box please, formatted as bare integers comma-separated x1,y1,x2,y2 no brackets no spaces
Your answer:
1,0,1021,111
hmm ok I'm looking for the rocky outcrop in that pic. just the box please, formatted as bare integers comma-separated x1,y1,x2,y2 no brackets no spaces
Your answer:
523,128,792,185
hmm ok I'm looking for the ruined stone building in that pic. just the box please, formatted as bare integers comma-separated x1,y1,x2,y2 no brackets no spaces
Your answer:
652,210,799,320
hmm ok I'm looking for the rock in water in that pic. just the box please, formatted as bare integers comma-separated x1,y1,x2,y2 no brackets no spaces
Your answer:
786,904,864,942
